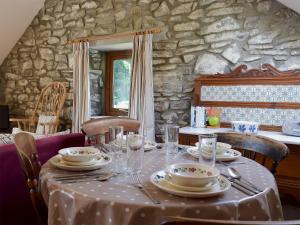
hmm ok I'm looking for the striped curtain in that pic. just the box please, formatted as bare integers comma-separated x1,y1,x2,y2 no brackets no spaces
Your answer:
129,34,155,141
72,41,90,133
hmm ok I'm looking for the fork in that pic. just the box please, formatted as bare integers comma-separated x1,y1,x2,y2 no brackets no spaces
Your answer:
131,174,160,204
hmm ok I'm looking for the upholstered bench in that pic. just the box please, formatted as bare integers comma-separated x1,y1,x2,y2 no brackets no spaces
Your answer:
0,133,85,225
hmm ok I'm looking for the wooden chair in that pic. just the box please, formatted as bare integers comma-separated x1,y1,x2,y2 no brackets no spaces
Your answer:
14,132,47,225
160,217,300,225
215,132,289,174
10,82,66,134
81,116,140,144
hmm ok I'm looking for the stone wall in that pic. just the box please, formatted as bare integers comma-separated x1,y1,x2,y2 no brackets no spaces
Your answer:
0,0,299,137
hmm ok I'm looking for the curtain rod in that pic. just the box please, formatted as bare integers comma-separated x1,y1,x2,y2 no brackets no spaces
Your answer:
67,28,161,44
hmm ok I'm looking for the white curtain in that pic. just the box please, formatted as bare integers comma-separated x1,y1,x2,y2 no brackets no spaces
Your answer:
72,41,90,133
129,34,155,141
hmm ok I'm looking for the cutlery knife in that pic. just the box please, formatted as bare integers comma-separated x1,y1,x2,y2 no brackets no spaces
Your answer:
53,172,112,180
61,173,115,183
231,182,255,196
232,178,260,194
221,173,257,195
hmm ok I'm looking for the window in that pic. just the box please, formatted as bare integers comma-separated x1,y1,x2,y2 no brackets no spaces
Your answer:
105,50,132,116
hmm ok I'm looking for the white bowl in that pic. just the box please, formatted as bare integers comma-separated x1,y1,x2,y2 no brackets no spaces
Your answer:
231,121,260,134
58,147,100,162
195,142,231,154
166,163,220,187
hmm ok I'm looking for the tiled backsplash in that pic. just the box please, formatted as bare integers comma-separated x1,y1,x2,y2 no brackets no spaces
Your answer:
216,107,300,126
201,85,300,126
201,85,300,103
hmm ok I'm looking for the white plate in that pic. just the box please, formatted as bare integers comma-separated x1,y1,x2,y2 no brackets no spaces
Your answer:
61,158,97,166
187,147,241,162
151,170,231,198
164,175,218,192
50,154,112,171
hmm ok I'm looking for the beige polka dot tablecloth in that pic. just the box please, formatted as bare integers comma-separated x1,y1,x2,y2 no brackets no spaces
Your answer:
40,149,283,225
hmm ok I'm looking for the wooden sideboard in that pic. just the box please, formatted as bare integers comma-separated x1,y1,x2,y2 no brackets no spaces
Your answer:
188,64,300,202
179,132,300,202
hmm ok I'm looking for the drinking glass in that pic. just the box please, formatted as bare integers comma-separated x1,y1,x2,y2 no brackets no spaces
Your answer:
108,126,126,173
165,124,179,155
126,134,144,175
198,134,217,167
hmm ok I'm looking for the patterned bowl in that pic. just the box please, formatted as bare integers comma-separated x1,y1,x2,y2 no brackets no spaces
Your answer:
231,121,260,134
59,147,100,162
166,163,220,187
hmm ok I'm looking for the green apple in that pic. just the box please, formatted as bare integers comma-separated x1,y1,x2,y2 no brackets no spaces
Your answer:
208,116,220,126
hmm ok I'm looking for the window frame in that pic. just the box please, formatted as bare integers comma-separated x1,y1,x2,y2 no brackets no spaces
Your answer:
104,50,132,116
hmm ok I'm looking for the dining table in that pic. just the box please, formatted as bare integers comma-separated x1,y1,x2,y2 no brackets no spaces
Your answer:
40,146,284,225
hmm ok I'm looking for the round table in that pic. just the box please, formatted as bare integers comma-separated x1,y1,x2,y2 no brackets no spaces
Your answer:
40,149,283,225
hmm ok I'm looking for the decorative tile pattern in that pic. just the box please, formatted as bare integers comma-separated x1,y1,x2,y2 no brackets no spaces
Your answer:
201,85,300,103
217,107,300,126
200,85,300,126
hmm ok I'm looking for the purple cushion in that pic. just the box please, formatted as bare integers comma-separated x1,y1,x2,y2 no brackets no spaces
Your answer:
0,133,85,225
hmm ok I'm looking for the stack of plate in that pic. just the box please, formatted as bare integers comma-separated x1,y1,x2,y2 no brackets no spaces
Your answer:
151,163,231,198
187,142,241,161
50,147,112,171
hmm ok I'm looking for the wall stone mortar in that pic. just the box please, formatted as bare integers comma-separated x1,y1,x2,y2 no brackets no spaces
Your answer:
0,0,299,137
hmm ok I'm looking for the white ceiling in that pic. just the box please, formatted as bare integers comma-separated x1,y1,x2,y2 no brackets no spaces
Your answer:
0,0,44,65
277,0,300,14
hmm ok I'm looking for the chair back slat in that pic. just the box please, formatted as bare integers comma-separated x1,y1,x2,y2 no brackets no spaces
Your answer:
81,116,140,144
215,132,289,174
33,82,66,118
14,132,47,225
252,152,257,160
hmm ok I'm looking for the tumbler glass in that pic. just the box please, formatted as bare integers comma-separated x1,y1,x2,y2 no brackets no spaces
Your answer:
126,134,144,175
198,134,217,167
108,126,126,173
165,124,179,155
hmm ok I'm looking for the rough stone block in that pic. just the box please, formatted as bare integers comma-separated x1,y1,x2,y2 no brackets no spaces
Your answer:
204,31,240,43
183,54,195,63
171,2,193,15
222,43,241,63
153,41,178,50
175,45,209,55
277,40,300,50
248,31,279,45
39,48,54,61
153,50,173,58
174,21,200,31
170,100,190,109
194,53,229,74
169,57,182,64
154,1,170,17
199,0,217,6
82,1,98,9
155,101,169,112
178,39,204,47
291,49,300,56
161,111,178,122
200,17,240,35
188,9,205,19
206,6,243,17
